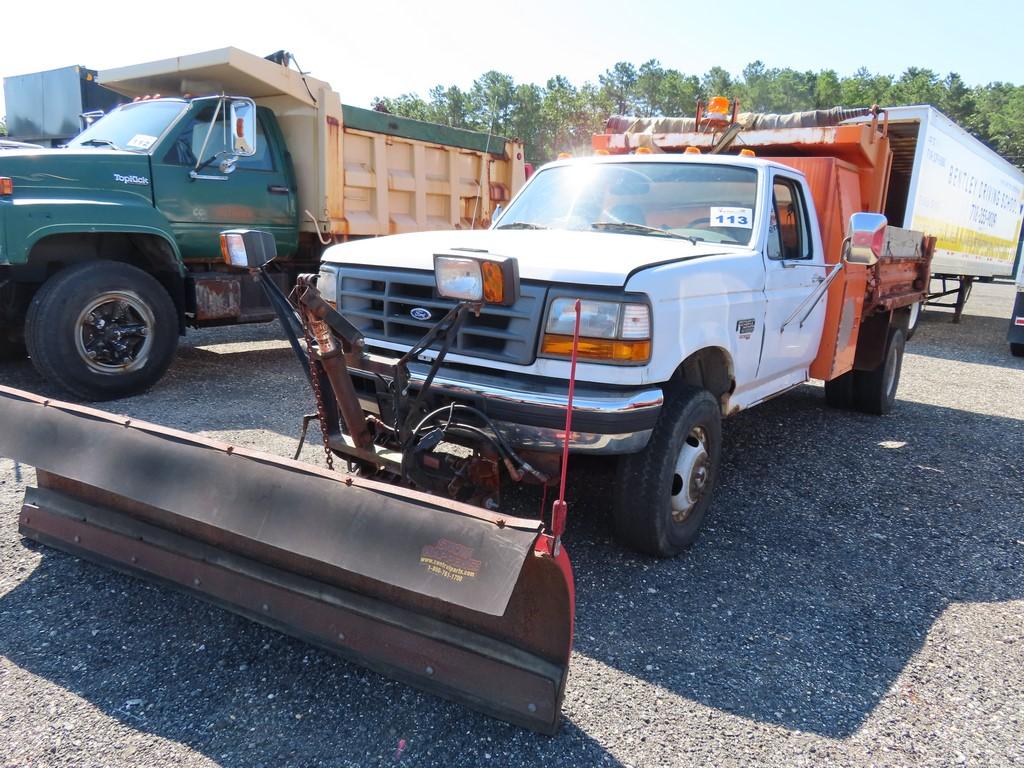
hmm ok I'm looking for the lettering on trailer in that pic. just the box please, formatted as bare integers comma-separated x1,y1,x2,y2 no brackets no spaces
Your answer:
912,127,1024,265
113,173,150,185
420,538,482,583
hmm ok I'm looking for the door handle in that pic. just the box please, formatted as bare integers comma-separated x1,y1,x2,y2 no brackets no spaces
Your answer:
267,184,290,195
812,275,826,283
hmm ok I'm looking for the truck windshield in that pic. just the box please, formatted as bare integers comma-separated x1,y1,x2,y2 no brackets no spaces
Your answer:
67,100,188,152
496,162,759,246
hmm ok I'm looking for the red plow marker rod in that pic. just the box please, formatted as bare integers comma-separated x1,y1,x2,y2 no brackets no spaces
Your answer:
551,299,581,548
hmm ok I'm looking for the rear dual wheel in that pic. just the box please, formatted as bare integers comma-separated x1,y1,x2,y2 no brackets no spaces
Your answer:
823,327,906,415
613,386,722,557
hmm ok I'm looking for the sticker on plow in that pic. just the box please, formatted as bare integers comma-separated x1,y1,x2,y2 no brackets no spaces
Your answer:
421,538,481,583
709,207,752,228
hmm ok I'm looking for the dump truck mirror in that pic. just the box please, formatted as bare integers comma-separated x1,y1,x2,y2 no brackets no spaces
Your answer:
846,212,887,265
220,229,277,269
433,253,520,307
229,98,257,157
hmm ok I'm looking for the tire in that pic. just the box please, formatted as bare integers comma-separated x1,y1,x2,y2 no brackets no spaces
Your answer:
905,301,923,341
612,386,722,557
0,336,27,361
25,261,178,401
1011,343,1024,358
853,327,906,415
824,370,855,409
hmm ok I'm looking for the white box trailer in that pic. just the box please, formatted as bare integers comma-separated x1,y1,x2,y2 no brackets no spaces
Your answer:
846,106,1024,320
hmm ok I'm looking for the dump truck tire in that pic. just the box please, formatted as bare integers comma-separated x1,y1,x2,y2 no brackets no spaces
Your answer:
0,336,27,361
824,371,855,409
612,386,721,558
25,261,178,401
853,327,905,415
905,301,923,340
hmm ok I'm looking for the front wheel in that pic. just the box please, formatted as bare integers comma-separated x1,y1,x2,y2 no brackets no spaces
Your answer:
612,386,722,557
25,261,179,401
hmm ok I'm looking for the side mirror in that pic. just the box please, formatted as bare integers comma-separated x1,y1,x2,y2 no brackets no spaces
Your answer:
220,229,277,269
846,212,887,265
229,98,257,157
433,253,520,307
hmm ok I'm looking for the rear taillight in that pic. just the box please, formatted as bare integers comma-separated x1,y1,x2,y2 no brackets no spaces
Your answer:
0,177,12,196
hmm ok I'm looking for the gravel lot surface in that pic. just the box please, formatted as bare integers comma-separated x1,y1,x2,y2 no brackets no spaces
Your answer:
1,281,1022,767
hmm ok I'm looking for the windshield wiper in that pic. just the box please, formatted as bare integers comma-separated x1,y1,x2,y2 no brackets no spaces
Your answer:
591,221,702,244
495,221,548,230
78,138,118,149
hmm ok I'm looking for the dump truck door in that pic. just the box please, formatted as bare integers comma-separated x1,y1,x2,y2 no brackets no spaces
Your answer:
758,173,827,382
151,103,295,261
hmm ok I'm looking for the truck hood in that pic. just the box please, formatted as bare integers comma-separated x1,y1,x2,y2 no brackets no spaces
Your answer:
0,148,153,202
322,229,734,286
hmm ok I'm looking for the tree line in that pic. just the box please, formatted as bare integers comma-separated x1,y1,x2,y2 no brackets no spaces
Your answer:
372,61,1024,169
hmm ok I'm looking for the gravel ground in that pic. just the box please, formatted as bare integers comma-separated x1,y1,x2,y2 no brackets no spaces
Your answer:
1,281,1022,767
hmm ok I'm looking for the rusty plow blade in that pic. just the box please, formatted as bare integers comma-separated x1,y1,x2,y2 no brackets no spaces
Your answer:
0,386,574,733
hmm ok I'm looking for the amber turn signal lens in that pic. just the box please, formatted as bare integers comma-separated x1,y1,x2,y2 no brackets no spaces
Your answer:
684,146,700,154
0,177,13,196
480,261,505,304
542,334,650,363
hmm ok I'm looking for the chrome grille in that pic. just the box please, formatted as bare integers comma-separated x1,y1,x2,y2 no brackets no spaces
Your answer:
336,267,546,365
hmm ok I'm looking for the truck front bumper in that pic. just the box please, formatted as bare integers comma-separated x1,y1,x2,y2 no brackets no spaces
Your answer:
351,364,663,455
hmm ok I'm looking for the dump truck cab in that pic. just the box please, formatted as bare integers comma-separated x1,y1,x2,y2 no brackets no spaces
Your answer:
0,46,525,400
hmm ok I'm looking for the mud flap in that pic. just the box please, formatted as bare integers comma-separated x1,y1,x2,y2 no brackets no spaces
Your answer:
0,386,574,733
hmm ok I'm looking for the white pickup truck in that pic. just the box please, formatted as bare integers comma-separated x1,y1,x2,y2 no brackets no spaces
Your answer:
316,119,933,557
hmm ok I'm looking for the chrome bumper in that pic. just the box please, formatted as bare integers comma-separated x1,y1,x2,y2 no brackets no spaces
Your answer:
352,364,663,455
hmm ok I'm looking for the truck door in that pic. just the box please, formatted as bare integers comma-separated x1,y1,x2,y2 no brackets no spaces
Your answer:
756,174,827,383
151,102,296,262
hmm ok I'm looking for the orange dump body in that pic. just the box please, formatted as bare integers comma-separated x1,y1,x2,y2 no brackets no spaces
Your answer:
593,118,934,381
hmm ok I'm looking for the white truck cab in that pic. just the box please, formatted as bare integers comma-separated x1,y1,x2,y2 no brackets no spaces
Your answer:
318,149,928,556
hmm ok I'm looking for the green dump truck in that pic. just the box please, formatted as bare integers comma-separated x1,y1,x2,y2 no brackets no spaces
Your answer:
0,47,525,400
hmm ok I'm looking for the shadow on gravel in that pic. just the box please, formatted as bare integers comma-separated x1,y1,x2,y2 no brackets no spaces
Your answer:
0,551,624,767
3,383,1020,753
908,313,1024,370
566,384,1024,738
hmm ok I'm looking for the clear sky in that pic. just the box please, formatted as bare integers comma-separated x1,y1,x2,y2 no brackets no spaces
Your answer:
2,0,1022,118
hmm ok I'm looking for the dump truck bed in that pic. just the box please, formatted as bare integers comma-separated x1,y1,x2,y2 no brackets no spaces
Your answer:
100,47,525,237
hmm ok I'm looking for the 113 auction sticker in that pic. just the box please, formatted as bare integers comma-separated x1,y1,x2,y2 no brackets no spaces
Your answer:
709,207,753,228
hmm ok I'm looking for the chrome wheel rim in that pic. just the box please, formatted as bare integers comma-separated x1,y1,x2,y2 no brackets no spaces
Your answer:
75,291,154,374
671,425,709,523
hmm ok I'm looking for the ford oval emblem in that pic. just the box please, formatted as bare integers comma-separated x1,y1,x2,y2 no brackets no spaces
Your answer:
409,307,433,321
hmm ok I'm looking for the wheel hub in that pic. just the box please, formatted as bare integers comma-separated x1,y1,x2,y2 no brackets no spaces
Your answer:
671,426,709,523
75,292,155,374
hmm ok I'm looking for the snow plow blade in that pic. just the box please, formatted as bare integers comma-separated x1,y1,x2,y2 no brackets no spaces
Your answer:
0,386,574,733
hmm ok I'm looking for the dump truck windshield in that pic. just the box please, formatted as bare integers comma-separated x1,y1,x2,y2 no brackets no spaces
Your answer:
68,100,188,152
496,162,759,246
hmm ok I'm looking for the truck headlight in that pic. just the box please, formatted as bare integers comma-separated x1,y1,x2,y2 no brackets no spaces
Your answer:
317,266,338,307
434,253,519,306
541,298,651,363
